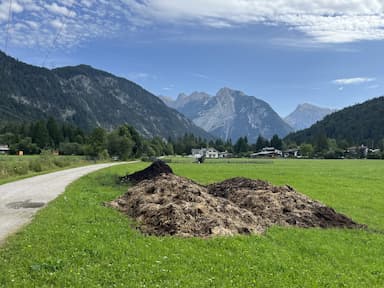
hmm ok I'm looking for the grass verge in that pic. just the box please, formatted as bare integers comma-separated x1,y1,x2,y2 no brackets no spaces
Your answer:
0,155,100,185
0,160,383,287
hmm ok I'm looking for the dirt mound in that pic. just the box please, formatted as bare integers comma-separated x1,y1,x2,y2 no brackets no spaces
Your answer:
110,174,263,237
109,173,363,237
208,177,361,229
120,160,173,184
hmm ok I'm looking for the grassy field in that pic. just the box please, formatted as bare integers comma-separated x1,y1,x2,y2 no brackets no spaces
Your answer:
0,155,97,185
0,160,383,287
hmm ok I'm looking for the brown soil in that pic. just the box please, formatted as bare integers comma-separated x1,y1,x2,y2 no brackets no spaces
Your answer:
120,160,173,184
208,177,360,229
110,167,363,237
110,174,263,237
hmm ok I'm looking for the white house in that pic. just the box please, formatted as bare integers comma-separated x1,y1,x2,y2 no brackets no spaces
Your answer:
191,149,203,158
191,147,219,159
205,148,219,159
0,144,10,155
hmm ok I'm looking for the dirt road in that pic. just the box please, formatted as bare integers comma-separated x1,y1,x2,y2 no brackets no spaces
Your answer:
0,162,128,245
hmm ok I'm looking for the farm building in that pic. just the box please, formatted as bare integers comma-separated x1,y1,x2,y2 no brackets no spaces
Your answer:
191,148,219,159
0,145,10,155
283,148,300,158
250,147,282,158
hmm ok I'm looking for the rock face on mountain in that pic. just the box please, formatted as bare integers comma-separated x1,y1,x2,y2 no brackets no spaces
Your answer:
161,88,292,142
284,103,336,131
0,51,211,139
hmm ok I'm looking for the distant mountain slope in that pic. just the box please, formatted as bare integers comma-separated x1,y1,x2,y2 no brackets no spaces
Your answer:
285,96,384,145
161,88,293,142
0,51,211,140
284,103,336,131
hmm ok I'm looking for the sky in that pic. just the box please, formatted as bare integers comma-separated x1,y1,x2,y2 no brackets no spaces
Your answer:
0,0,384,116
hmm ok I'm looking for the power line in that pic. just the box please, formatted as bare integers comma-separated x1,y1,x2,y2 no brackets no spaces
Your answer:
4,0,13,53
41,5,75,67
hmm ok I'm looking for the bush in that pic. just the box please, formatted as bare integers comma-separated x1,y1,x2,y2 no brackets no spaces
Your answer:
53,157,71,168
59,143,85,155
29,159,43,172
12,162,29,175
98,150,110,161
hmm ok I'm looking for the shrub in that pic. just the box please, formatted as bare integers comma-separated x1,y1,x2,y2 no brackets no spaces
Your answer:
53,157,71,168
12,162,29,175
29,159,43,172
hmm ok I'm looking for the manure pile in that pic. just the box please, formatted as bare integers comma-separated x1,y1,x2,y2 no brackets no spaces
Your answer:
110,161,363,237
120,160,173,184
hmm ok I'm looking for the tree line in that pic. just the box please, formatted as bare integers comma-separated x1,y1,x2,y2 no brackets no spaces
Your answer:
0,118,173,160
1,118,383,159
0,118,287,159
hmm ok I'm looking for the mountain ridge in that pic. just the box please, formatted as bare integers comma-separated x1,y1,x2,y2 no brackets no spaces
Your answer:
0,51,212,140
285,96,384,145
161,88,293,142
284,103,336,131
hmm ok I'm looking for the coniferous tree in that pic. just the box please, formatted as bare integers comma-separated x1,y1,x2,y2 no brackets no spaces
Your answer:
270,134,283,150
47,117,62,148
255,135,269,152
31,120,50,149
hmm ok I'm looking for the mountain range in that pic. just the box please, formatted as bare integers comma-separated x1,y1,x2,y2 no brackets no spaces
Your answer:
161,88,293,143
284,103,336,131
285,96,384,145
0,51,211,140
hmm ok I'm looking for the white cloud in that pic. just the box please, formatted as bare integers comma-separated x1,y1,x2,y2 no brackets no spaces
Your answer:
0,0,123,53
45,3,75,17
0,0,23,22
50,19,64,30
2,0,384,55
125,0,384,44
332,77,376,85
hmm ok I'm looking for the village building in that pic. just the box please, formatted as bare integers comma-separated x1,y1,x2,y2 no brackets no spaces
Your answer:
191,147,219,159
0,144,10,155
283,148,300,158
250,147,282,158
205,148,219,158
219,151,232,158
345,145,368,158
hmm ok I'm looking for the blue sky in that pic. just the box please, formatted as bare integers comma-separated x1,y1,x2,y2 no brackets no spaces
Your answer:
1,0,383,116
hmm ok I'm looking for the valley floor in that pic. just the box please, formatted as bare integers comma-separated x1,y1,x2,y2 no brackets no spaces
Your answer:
0,159,383,287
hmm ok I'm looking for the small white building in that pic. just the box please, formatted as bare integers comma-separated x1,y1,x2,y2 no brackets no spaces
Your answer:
191,149,203,158
191,147,219,159
0,144,10,155
205,148,219,159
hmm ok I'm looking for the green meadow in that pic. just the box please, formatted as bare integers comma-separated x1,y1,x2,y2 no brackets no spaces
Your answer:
0,159,383,287
0,155,96,185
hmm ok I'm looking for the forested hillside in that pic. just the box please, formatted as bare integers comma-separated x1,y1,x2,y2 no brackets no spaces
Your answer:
285,96,384,146
0,51,211,140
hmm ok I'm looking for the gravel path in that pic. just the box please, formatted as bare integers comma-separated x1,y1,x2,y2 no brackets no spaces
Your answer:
0,162,129,245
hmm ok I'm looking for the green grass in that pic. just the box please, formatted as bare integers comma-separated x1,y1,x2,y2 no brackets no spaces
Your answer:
0,155,98,185
171,159,384,230
0,160,383,287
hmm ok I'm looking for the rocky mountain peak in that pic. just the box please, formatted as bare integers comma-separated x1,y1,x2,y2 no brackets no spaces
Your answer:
161,87,292,142
216,87,246,99
284,103,336,131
